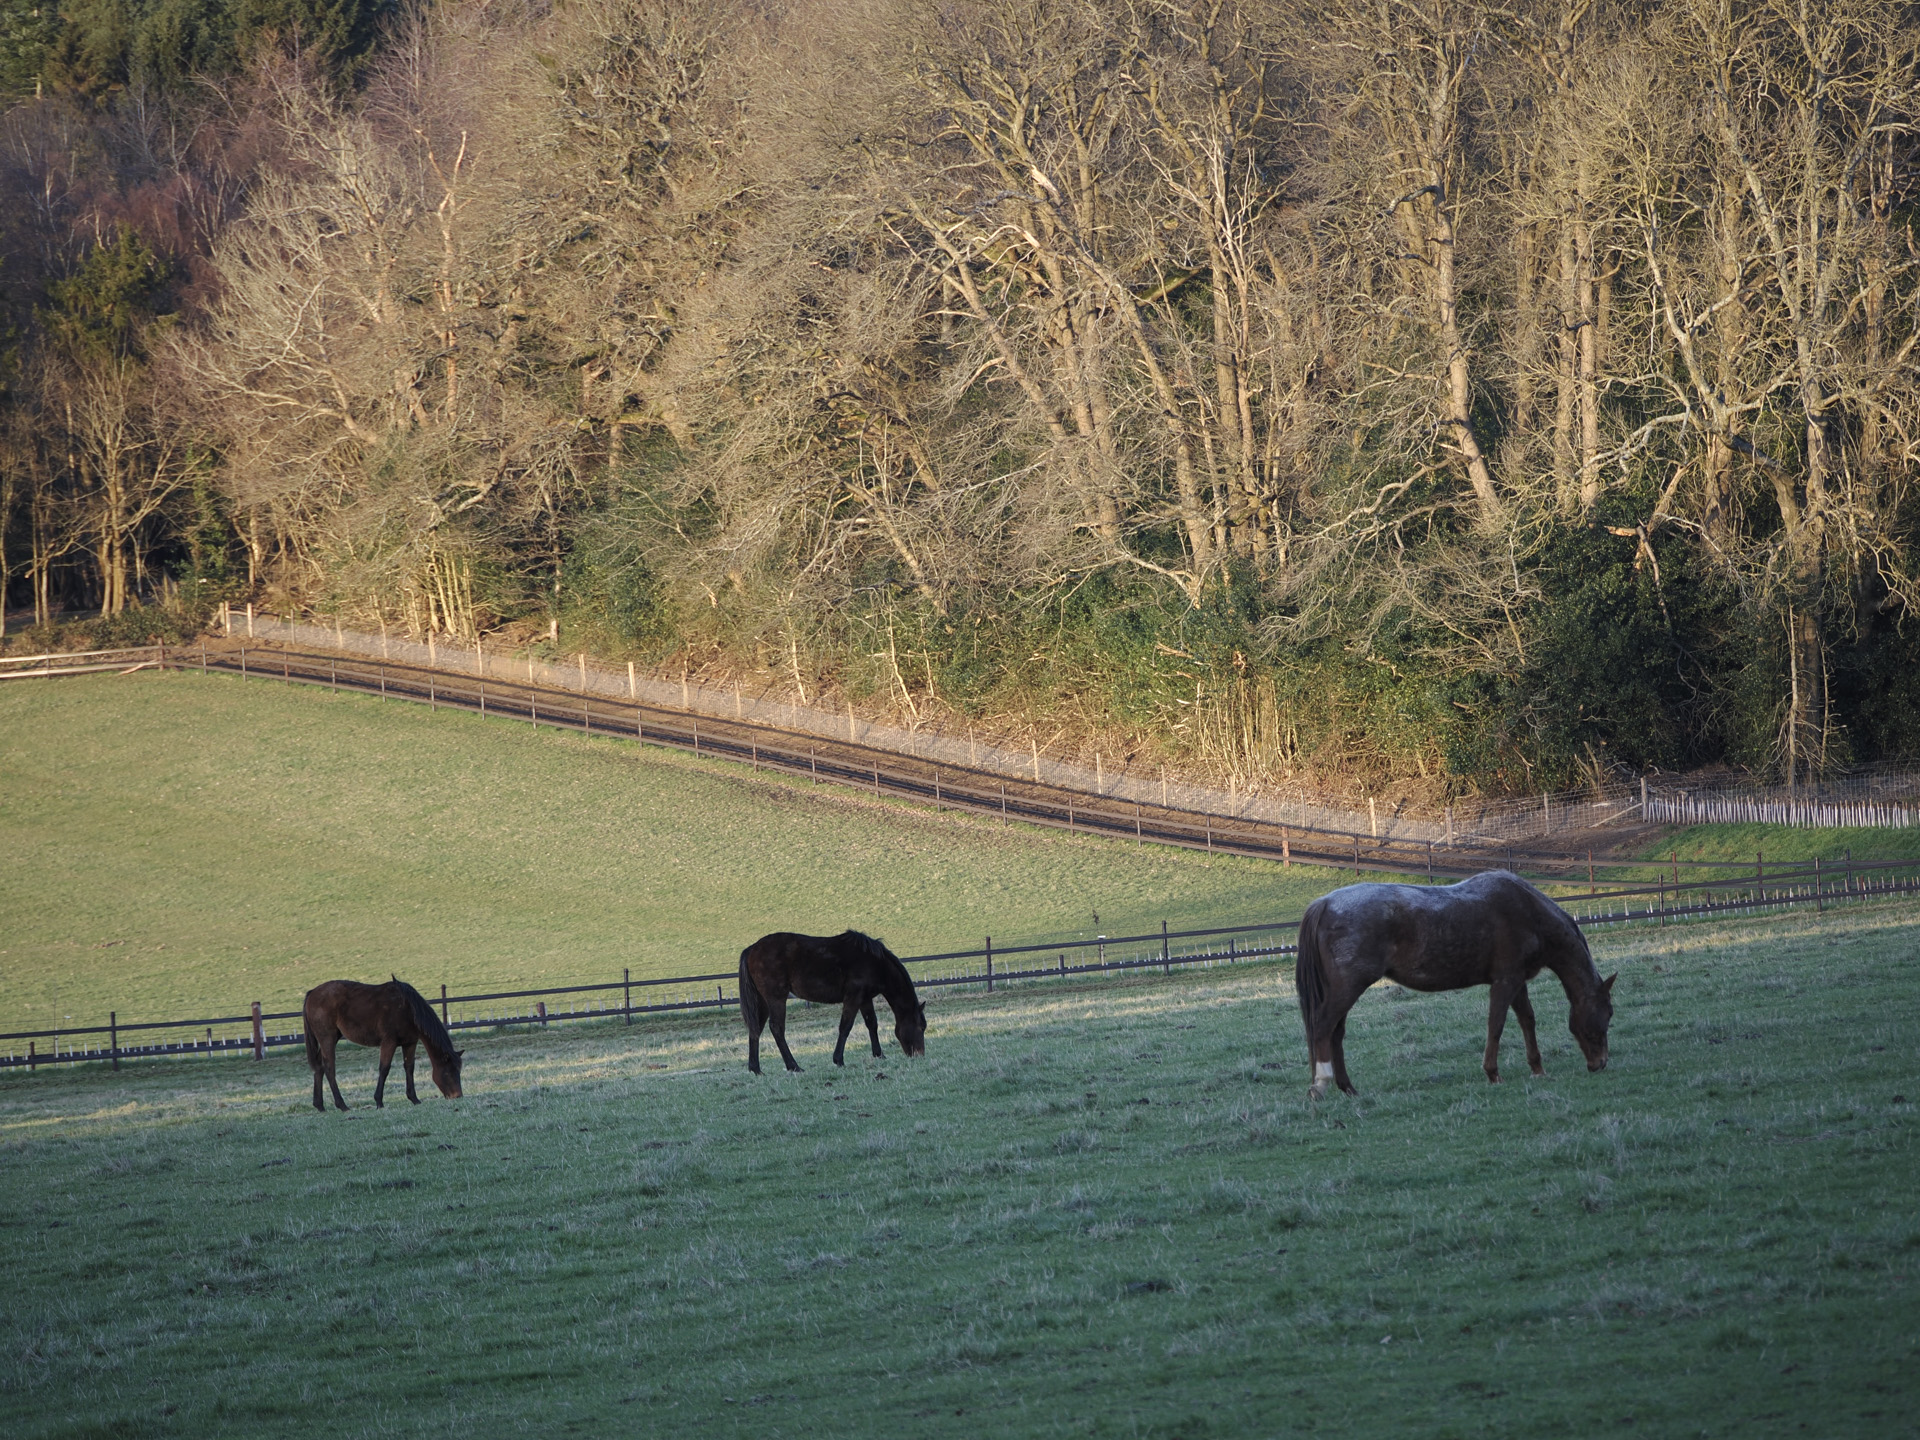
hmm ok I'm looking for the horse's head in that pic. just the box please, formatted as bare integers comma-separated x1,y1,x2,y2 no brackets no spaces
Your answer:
895,1000,927,1058
1569,973,1616,1071
430,1047,466,1099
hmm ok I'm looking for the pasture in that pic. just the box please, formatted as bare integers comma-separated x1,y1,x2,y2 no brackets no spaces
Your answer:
3,903,1917,1439
0,669,1331,1029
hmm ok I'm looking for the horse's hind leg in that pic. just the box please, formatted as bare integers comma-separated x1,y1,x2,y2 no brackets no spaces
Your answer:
403,1040,421,1103
1331,1016,1358,1096
746,1002,767,1075
374,1039,397,1108
1511,984,1545,1077
767,994,803,1072
861,998,883,1058
1484,979,1519,1083
319,1036,349,1111
1305,1000,1355,1100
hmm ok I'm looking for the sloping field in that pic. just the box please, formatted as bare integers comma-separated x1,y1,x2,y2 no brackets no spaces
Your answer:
0,670,1336,1029
1,905,1915,1438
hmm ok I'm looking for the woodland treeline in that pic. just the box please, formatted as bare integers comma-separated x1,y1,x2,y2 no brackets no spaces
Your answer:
1,0,1917,800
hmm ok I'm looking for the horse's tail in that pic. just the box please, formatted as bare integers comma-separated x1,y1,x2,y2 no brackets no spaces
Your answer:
1294,901,1329,1042
738,947,763,1032
303,996,322,1071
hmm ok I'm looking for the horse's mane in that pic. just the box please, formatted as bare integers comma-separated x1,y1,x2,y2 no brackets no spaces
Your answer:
391,978,458,1060
854,932,919,1003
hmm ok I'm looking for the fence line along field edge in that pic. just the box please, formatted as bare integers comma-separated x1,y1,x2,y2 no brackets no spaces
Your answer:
5,858,1916,1073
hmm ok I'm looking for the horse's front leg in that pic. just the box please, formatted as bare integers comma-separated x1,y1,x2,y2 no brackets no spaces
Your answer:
1484,979,1519,1083
374,1039,397,1108
1511,984,1545,1077
860,998,883,1058
766,994,803,1072
833,998,863,1066
403,1040,421,1103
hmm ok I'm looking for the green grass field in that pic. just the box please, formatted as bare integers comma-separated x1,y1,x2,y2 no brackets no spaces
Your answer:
0,670,1336,1031
1,903,1916,1438
4,668,1920,1436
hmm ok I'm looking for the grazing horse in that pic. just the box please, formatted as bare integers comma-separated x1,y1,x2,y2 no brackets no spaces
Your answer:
1295,871,1615,1100
739,931,927,1074
304,977,465,1111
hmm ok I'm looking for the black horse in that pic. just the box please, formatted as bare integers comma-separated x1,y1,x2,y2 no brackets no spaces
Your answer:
738,930,926,1074
1295,871,1615,1099
304,976,465,1110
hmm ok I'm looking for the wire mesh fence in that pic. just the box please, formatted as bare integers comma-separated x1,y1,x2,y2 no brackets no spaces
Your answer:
204,608,1920,841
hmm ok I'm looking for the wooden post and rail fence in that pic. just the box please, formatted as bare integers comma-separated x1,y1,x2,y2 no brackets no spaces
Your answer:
5,850,1916,1074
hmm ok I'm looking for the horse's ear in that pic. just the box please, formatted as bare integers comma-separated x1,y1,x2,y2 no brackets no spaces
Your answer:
1603,972,1618,994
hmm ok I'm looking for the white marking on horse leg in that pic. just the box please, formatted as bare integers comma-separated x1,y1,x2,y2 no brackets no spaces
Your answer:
1314,1062,1335,1082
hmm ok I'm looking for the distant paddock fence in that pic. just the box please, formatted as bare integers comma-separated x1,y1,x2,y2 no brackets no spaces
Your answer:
5,853,1916,1074
60,630,1917,882
8,616,1914,839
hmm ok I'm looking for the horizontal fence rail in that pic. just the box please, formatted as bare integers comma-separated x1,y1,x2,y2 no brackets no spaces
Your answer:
187,611,1920,837
111,632,1920,882
5,855,1916,1072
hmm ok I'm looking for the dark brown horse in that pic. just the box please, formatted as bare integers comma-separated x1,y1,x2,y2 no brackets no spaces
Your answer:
1296,871,1615,1099
304,977,465,1111
739,931,927,1074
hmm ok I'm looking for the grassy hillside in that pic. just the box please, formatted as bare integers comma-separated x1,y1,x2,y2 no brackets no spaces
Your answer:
1647,820,1920,865
0,904,1915,1437
0,671,1339,1031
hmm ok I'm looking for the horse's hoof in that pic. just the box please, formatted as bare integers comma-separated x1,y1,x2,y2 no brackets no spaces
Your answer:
1485,1073,1500,1084
1307,1084,1327,1102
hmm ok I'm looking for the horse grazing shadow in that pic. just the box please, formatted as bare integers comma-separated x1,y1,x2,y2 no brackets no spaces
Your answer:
304,976,465,1111
738,930,926,1074
1295,870,1615,1099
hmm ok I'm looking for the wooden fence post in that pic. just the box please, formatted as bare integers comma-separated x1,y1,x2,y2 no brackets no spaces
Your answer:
251,1002,264,1061
1814,856,1823,913
1162,920,1171,976
440,985,450,1026
624,968,632,1025
985,936,993,993
110,1012,119,1072
536,1001,548,1027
